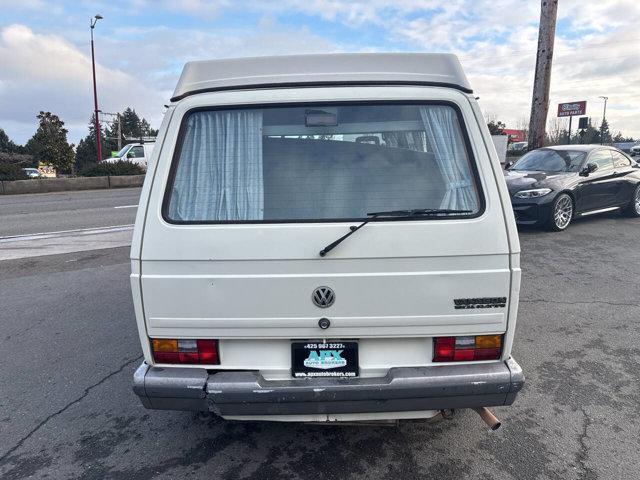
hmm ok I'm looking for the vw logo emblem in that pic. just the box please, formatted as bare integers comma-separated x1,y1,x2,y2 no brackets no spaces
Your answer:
312,286,335,308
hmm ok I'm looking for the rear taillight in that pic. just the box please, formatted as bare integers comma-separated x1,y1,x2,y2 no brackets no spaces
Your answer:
151,338,219,365
433,335,502,362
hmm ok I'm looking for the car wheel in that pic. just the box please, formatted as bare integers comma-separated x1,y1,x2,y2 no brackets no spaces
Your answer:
622,184,640,218
547,193,573,231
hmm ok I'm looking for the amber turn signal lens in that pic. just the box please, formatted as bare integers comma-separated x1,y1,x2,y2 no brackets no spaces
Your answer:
152,339,178,352
475,335,502,349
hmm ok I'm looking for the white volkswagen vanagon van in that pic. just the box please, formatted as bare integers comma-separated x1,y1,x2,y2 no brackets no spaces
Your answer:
131,53,524,425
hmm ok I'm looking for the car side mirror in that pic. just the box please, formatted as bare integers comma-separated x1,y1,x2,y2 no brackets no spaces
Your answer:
504,161,513,170
580,162,598,176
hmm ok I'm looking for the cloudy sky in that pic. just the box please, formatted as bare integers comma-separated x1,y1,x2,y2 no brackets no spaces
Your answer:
1,0,638,145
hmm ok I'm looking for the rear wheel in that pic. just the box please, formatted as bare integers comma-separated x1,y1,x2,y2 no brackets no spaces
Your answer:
622,184,640,218
547,193,573,231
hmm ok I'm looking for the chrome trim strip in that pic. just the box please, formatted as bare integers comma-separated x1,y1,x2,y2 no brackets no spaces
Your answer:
579,206,620,216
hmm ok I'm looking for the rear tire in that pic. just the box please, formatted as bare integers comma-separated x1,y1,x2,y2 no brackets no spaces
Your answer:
547,193,573,231
622,184,640,218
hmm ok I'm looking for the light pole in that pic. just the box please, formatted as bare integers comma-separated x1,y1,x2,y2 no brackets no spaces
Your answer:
598,96,608,144
90,14,103,162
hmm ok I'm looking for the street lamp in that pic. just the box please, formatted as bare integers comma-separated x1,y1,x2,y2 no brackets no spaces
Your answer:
90,14,103,162
598,96,608,145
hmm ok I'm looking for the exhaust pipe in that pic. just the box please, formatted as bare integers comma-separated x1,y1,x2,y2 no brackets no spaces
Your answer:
440,409,456,420
473,407,501,430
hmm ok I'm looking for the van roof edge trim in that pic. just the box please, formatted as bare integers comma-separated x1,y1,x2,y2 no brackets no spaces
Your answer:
170,81,474,102
171,53,473,101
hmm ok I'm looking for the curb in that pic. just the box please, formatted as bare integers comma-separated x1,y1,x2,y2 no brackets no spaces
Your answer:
0,175,145,195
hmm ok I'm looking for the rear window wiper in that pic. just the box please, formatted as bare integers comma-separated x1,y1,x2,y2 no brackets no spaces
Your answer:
318,208,472,257
366,208,473,217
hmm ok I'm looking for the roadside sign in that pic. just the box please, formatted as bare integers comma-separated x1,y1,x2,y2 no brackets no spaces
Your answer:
37,163,57,178
503,129,526,142
558,101,587,117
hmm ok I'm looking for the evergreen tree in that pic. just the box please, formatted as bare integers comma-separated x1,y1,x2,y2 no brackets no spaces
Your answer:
106,107,158,144
75,107,158,170
612,132,635,142
0,128,27,154
572,118,601,144
25,111,75,173
599,118,612,144
74,114,113,170
0,128,19,153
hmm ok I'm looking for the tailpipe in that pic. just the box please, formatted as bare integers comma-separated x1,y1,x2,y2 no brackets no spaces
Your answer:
473,407,501,430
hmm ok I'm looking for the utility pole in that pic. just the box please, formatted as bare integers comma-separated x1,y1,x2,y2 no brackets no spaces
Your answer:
90,14,103,163
599,96,608,144
117,112,122,150
527,0,558,151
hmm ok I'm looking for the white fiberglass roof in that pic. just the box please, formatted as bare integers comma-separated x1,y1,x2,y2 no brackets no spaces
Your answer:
171,53,472,101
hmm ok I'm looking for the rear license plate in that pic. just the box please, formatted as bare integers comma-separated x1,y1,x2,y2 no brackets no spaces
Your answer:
291,342,358,378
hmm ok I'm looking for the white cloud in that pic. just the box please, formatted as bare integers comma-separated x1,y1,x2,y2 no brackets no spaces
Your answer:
100,24,340,92
380,0,640,138
260,0,640,137
1,1,638,143
132,0,231,19
0,24,165,143
0,20,341,143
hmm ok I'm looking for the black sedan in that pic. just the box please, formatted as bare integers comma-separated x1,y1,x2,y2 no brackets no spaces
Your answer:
504,145,640,231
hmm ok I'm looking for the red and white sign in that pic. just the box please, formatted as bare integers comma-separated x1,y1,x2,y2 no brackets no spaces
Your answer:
558,101,587,117
503,129,526,142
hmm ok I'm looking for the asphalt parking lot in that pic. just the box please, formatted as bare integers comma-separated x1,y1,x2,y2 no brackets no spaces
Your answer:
1,207,639,479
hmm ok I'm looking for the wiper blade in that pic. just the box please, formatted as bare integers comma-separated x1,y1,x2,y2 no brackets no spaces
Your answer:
366,208,472,217
318,208,472,257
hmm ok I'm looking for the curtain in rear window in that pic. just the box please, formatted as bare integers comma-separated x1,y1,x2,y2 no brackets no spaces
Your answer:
168,110,264,221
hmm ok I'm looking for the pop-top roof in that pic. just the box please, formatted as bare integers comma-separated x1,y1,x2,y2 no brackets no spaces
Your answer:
171,53,472,101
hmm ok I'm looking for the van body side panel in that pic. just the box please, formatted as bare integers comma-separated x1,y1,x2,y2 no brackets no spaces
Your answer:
131,107,175,365
467,98,521,359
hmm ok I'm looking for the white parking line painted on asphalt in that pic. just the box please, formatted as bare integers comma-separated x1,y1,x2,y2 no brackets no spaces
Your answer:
114,205,138,209
0,224,135,243
0,225,135,260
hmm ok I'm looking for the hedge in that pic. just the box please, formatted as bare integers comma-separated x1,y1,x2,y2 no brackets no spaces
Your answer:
80,160,145,177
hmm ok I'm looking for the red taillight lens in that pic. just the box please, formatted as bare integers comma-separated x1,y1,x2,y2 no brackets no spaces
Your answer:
151,338,219,365
153,351,179,363
433,335,502,362
474,347,502,360
433,336,455,361
196,339,219,364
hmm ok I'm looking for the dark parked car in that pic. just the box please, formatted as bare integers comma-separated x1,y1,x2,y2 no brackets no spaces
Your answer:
504,145,640,231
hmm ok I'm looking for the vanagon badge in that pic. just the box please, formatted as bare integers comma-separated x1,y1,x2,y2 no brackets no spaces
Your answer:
312,287,335,308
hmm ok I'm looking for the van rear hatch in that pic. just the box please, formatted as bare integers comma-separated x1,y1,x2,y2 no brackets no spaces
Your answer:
139,96,512,357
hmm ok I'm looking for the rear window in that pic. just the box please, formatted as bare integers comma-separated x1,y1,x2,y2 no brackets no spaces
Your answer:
612,150,631,168
164,103,482,223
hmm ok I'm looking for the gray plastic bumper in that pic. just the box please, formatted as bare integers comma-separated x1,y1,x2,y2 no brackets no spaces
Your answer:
133,358,524,416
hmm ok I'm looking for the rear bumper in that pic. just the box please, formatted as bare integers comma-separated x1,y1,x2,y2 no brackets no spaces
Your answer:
133,358,524,417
